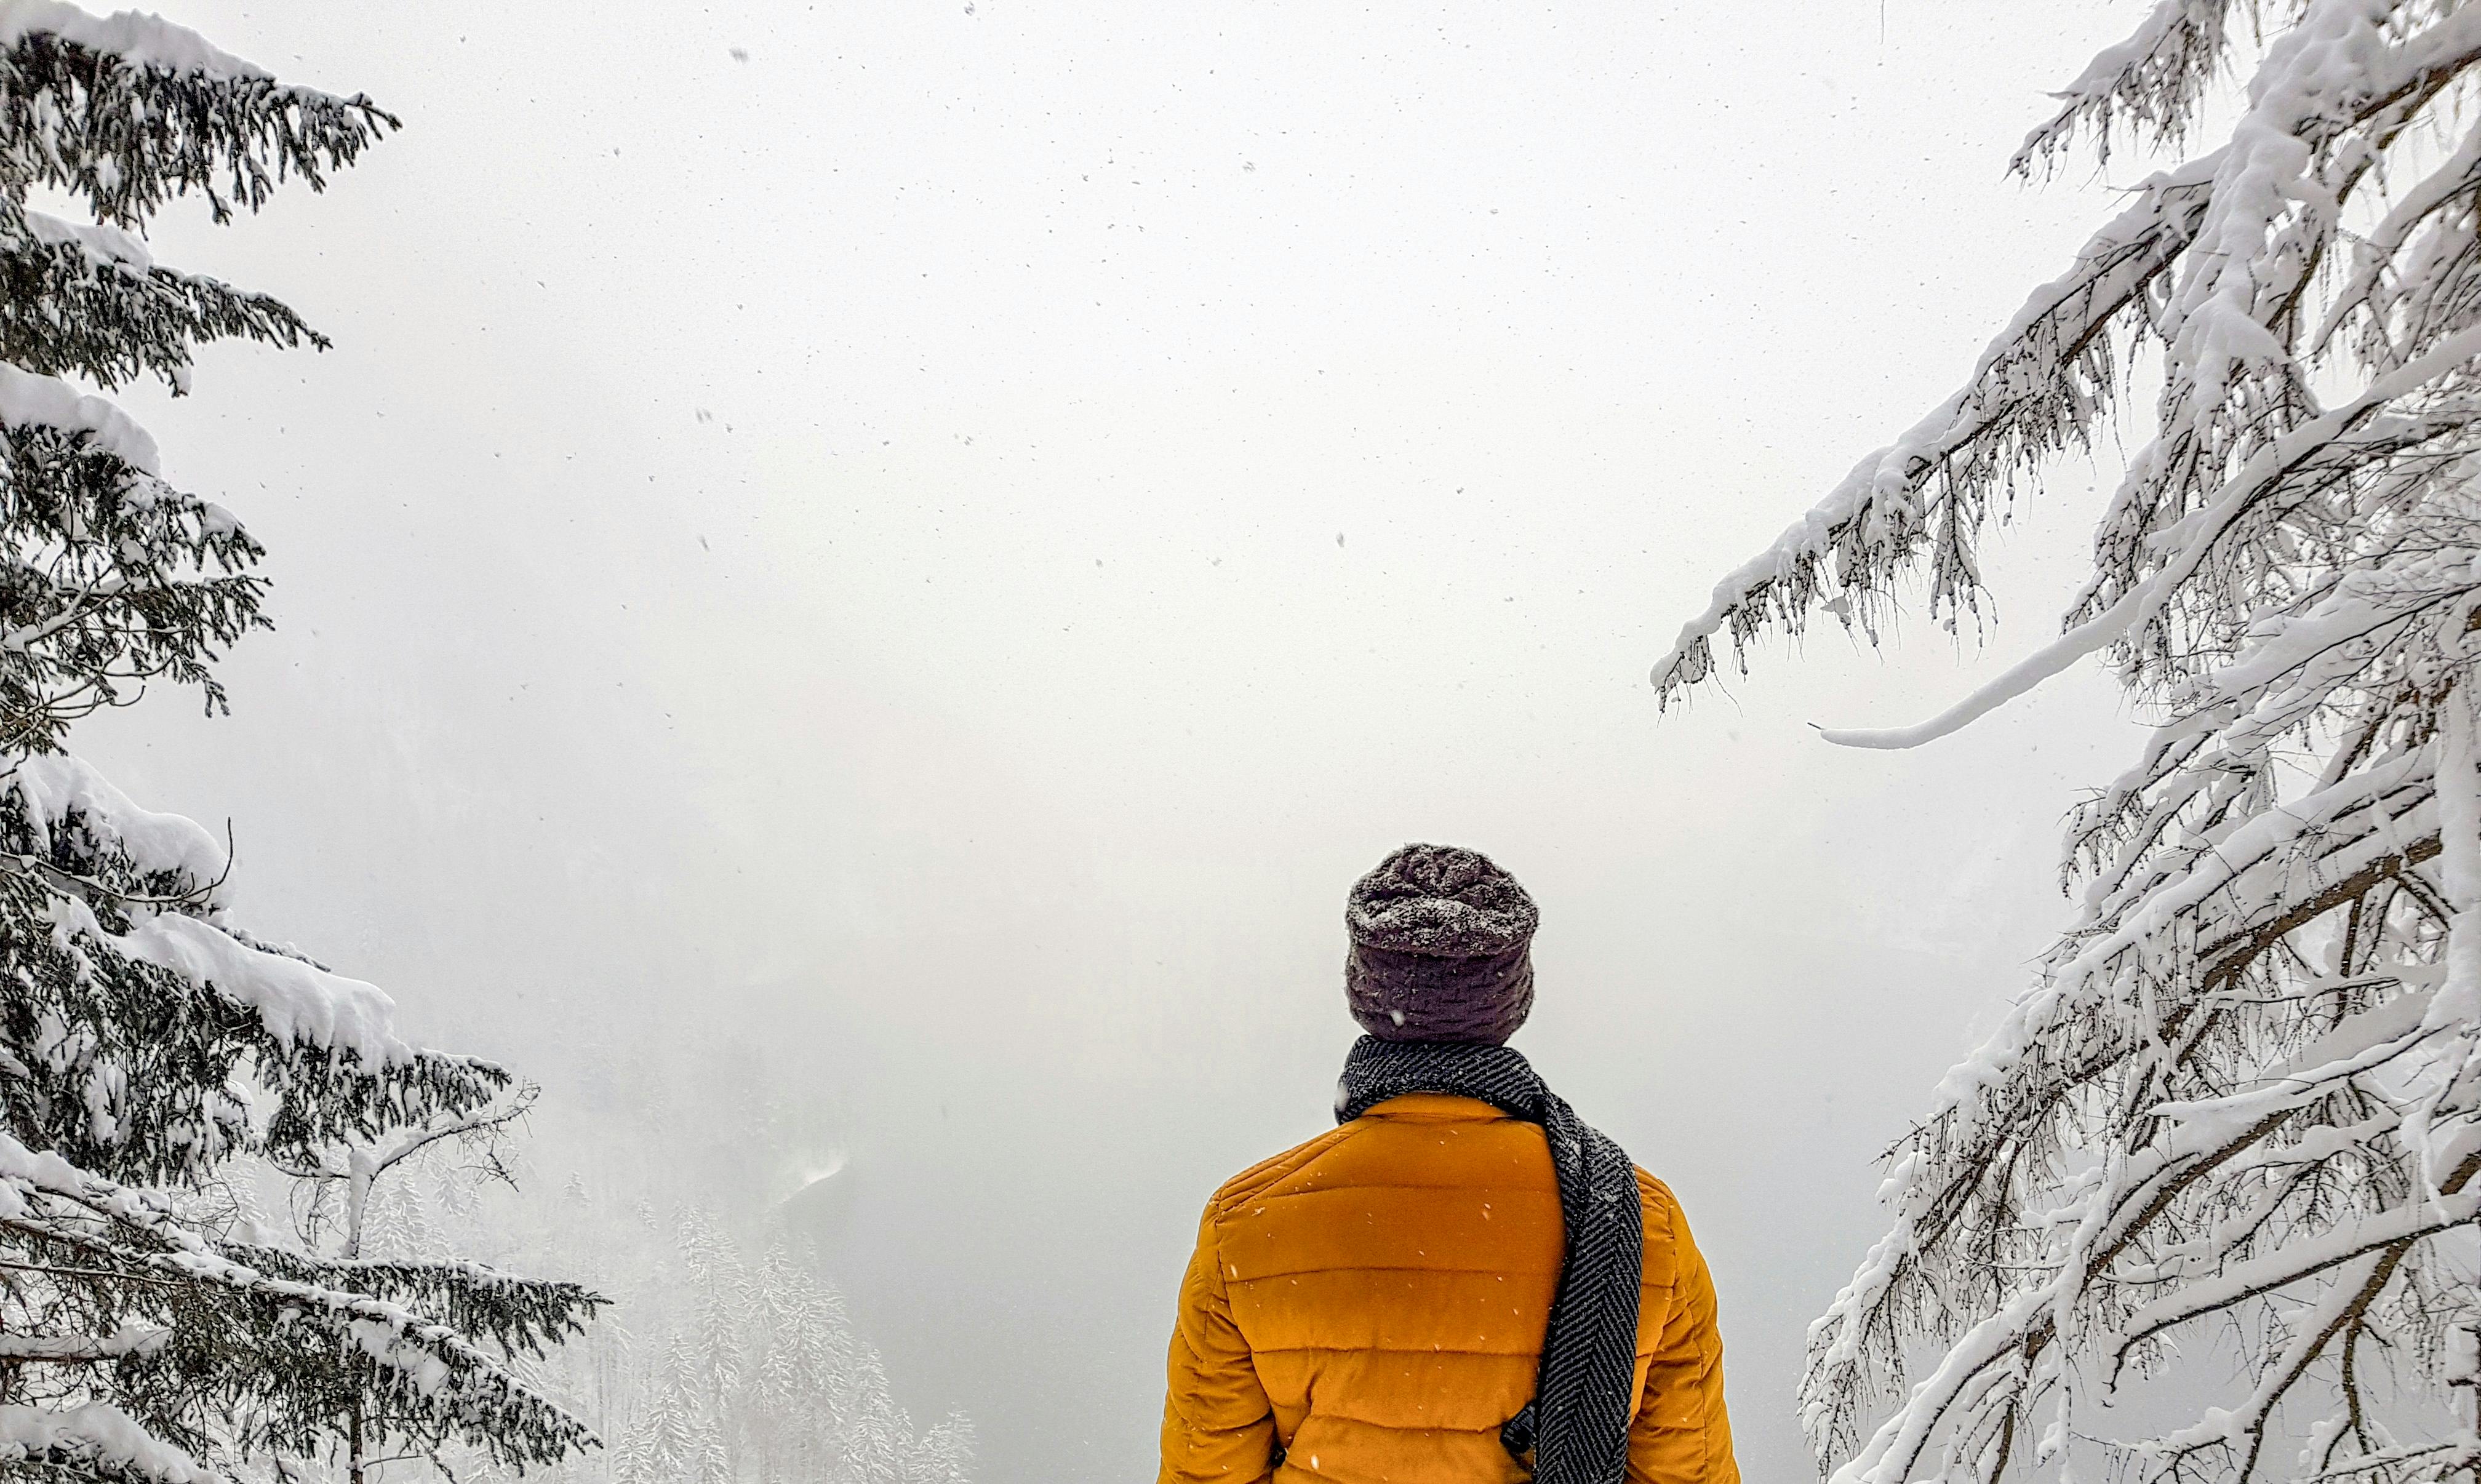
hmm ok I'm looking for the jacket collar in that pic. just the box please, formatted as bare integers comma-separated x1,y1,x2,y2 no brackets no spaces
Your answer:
1355,1091,1512,1122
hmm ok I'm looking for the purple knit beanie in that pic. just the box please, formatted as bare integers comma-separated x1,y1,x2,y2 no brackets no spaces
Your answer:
1344,844,1539,1045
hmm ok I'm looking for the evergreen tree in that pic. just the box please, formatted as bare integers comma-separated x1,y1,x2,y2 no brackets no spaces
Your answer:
747,1247,841,1484
459,1030,974,1484
520,1203,970,1484
1660,4,2481,1483
674,1211,750,1454
612,1338,727,1484
0,6,601,1480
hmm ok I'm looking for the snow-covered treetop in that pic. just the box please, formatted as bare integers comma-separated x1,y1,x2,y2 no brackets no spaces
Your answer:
0,2,393,757
0,0,391,227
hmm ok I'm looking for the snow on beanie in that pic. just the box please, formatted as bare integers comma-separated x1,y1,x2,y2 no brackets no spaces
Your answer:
1344,843,1539,1045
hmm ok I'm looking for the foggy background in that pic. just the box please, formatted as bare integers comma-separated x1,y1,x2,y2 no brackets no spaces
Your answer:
73,0,2158,1478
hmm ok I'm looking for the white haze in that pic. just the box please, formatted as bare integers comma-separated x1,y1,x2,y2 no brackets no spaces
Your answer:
70,0,2157,1478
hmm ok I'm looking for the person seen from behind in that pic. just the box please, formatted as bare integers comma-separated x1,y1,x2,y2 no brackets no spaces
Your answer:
1157,843,1738,1483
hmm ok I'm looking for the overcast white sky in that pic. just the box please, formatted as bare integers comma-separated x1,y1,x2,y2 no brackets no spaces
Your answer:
71,0,2176,1477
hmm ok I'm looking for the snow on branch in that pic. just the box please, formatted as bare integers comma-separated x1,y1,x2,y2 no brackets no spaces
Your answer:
0,361,154,469
0,194,326,393
7,752,228,895
1656,0,2481,719
2011,0,2243,174
0,1,266,79
1819,324,2481,746
0,751,428,1068
0,1401,210,1483
1651,150,2217,706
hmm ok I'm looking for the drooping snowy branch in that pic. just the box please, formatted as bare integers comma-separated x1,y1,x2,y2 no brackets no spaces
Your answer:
0,1130,601,1471
1657,1,2481,722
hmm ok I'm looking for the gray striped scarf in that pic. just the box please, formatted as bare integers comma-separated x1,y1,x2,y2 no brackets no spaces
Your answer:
1333,1035,1642,1483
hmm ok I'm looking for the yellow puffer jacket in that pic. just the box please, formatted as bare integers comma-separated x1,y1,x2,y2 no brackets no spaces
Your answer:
1159,1093,1737,1484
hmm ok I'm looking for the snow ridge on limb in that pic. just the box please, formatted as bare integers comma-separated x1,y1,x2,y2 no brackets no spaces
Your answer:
0,1,266,79
6,752,228,893
1821,322,2481,748
0,1401,210,1483
0,754,514,1189
1680,4,2481,1483
0,359,155,466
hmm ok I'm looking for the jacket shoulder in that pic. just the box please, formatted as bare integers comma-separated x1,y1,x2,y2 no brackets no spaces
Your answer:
1635,1167,1677,1226
1635,1168,1692,1291
1203,1122,1362,1220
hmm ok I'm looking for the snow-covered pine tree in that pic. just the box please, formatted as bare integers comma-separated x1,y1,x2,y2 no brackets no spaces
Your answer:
675,1211,751,1440
1655,5,2481,1484
524,1200,970,1484
0,4,602,1480
612,1338,729,1484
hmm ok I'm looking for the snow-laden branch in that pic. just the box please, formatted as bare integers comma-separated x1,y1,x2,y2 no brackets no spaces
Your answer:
0,1,396,229
1650,150,2222,702
0,361,157,469
1660,1,2481,719
1818,324,2481,747
0,1401,211,1483
1817,581,2147,749
0,0,269,79
2010,0,2240,173
0,1323,167,1362
4,752,228,893
0,1130,597,1459
37,890,410,1067
2110,1178,2481,1360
